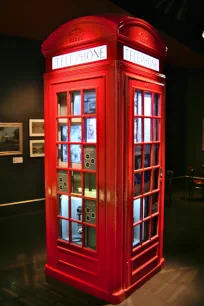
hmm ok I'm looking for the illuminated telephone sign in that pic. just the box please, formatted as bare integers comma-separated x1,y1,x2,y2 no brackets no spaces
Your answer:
123,45,159,71
52,45,107,70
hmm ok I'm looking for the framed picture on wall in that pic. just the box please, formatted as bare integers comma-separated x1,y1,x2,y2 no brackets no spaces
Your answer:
29,119,44,137
30,140,44,157
0,122,23,156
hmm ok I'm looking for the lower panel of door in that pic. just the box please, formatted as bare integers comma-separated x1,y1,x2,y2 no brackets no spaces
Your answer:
45,264,126,304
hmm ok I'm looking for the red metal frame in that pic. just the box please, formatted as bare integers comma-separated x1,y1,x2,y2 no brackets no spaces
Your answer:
42,15,167,304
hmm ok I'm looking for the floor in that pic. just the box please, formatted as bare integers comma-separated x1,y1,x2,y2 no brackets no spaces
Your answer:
0,181,204,306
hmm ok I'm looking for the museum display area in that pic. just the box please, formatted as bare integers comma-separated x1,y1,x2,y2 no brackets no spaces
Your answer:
41,15,167,303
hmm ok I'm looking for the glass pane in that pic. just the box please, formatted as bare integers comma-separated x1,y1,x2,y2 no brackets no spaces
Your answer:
154,93,159,116
143,196,150,218
58,119,68,142
153,144,159,166
84,89,96,114
58,144,68,168
153,168,159,190
152,193,159,214
134,145,142,170
85,226,96,250
71,171,82,195
142,220,150,242
133,225,140,247
134,90,142,116
144,92,151,116
144,118,151,142
58,195,69,218
84,200,96,224
134,172,142,196
71,222,82,246
70,145,82,169
58,170,68,193
84,173,96,198
84,146,96,170
84,118,97,143
153,119,160,141
151,217,158,237
70,123,81,142
57,92,67,116
71,91,81,116
71,196,82,221
144,144,151,168
144,170,151,193
134,118,142,143
133,198,141,223
58,219,69,241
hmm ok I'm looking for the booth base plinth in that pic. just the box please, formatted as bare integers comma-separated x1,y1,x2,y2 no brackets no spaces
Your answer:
45,260,164,304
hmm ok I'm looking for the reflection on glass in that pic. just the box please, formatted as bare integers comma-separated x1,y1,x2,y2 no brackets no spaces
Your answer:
133,198,141,223
71,172,82,194
134,90,142,116
153,169,159,190
153,144,159,166
153,119,159,141
154,94,159,116
58,219,69,241
151,217,158,237
58,144,68,168
84,146,96,170
70,124,81,142
71,222,82,246
152,193,159,214
144,92,151,116
144,170,151,193
71,91,81,115
134,145,142,170
142,220,149,242
58,195,69,218
84,89,96,114
85,118,97,143
85,226,96,250
58,170,68,193
84,200,96,224
84,173,96,198
70,145,81,168
134,118,142,143
143,196,150,218
71,197,82,221
133,225,140,247
58,120,68,142
144,118,151,142
134,172,142,196
144,144,151,168
57,92,67,116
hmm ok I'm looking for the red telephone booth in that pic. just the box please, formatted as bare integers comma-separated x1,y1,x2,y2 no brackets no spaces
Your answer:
42,15,167,304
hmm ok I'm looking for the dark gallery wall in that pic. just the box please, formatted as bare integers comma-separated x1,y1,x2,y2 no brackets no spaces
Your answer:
165,67,187,176
0,35,45,208
185,69,204,177
165,66,204,177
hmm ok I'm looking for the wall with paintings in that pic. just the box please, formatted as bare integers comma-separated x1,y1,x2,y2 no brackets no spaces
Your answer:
0,35,45,213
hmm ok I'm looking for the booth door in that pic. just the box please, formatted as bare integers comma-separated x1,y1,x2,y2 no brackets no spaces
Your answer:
47,77,106,287
125,78,164,286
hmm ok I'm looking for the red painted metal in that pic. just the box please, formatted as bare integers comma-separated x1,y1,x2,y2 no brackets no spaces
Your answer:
42,15,167,304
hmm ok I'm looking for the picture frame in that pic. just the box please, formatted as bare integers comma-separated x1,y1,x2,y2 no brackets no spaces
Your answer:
0,122,23,156
30,139,45,157
29,119,44,137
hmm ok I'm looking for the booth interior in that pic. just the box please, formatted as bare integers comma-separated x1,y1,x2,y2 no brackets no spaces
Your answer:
0,0,204,305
